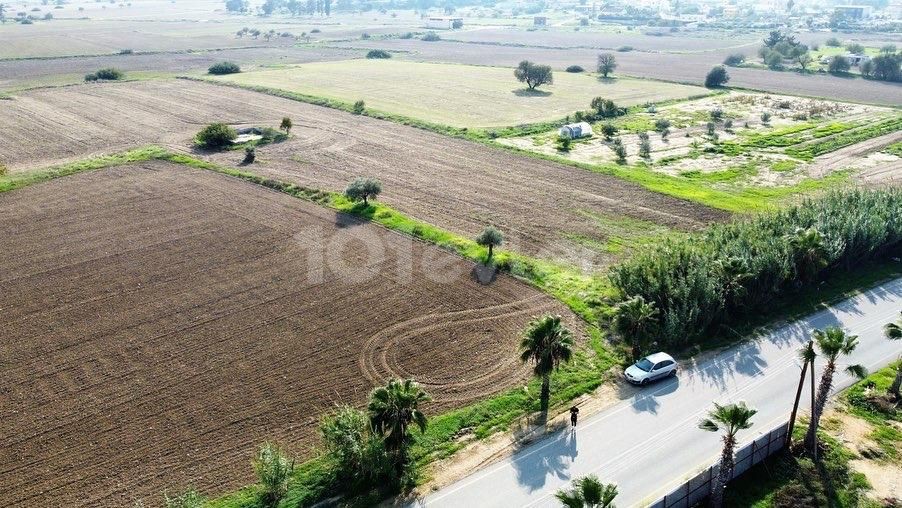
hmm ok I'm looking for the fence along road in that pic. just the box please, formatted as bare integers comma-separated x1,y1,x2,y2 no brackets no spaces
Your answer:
414,277,902,508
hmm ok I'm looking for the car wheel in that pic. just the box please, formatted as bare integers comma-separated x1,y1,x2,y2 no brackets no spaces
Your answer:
640,378,649,386
669,369,677,377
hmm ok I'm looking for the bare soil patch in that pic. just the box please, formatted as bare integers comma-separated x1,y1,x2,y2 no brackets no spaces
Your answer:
0,160,576,507
0,79,726,270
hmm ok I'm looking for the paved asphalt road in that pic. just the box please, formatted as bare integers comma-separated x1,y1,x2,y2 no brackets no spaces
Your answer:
415,278,902,508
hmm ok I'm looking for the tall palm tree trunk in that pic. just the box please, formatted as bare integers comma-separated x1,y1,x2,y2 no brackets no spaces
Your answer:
786,356,810,446
804,361,836,454
710,435,736,508
890,365,902,399
540,375,550,414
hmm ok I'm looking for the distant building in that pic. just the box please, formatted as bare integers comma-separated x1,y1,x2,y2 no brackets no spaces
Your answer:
833,5,872,19
425,16,463,29
534,16,547,26
846,53,871,66
558,122,593,139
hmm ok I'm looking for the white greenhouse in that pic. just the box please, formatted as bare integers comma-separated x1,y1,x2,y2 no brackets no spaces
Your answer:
558,122,593,139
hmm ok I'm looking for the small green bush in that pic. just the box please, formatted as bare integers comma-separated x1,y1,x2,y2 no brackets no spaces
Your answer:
352,100,365,114
194,123,237,149
565,65,584,73
723,53,745,66
208,61,241,75
366,49,391,59
555,135,572,152
163,488,205,508
85,67,123,81
253,442,295,507
422,31,440,41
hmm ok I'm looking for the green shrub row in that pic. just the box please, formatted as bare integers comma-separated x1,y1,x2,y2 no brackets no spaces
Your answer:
786,117,902,160
609,189,902,347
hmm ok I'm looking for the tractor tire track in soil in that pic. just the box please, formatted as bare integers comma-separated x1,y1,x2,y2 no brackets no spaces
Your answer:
0,161,579,507
0,79,727,271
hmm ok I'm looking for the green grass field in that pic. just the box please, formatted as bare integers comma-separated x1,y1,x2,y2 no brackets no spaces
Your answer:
212,59,709,128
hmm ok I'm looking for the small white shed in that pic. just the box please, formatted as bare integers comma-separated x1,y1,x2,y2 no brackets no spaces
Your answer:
558,122,593,139
425,16,463,29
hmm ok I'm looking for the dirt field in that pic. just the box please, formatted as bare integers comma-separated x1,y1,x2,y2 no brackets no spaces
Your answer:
0,46,361,92
213,59,708,128
0,79,725,269
0,160,577,506
323,39,902,106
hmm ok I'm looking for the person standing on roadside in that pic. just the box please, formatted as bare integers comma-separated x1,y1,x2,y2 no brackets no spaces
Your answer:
569,406,580,428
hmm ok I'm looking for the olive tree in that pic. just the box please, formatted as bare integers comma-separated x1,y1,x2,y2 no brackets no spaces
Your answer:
344,177,382,205
514,60,553,90
475,226,503,259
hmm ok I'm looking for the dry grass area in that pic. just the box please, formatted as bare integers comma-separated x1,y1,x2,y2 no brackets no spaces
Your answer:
0,46,360,93
0,79,725,270
212,60,708,128
324,39,902,106
0,160,575,507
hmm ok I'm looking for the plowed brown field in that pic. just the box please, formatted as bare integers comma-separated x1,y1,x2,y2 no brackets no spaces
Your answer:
0,161,575,507
0,80,726,270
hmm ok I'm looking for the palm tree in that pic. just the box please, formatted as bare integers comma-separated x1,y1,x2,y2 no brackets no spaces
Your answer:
367,378,430,462
885,310,901,399
699,401,757,508
520,315,574,415
717,257,750,314
787,227,829,284
787,340,816,446
612,295,658,361
555,475,618,508
803,327,867,454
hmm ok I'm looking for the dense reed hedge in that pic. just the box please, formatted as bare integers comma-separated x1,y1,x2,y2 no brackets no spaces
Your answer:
609,189,902,347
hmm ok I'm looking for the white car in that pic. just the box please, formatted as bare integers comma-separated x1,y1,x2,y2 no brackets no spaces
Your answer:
624,352,677,385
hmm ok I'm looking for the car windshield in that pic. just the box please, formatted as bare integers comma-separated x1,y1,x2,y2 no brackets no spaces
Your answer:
635,358,654,372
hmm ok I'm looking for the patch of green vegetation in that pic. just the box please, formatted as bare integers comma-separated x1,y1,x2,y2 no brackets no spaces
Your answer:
606,164,851,213
610,113,656,133
811,122,857,138
678,161,759,184
0,146,166,193
737,123,816,148
884,141,902,158
565,212,673,256
724,431,875,508
771,159,800,172
786,117,902,160
844,362,901,463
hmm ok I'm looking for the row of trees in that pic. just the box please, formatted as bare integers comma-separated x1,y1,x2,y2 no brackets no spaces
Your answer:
609,189,902,352
226,0,331,15
514,53,618,91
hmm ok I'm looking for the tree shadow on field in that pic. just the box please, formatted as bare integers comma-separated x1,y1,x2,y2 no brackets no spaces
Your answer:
333,209,369,229
471,263,498,285
597,76,618,84
513,88,552,97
